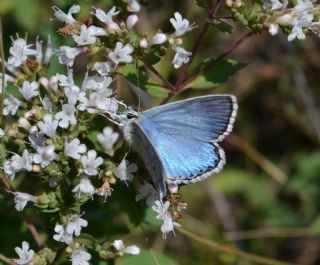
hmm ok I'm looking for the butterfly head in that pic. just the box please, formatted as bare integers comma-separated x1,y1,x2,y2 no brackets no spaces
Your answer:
115,107,139,125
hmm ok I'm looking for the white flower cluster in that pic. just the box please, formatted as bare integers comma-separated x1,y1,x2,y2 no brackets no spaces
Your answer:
265,0,320,41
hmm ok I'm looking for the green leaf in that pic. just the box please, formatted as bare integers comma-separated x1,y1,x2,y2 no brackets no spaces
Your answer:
186,59,246,89
195,0,210,8
118,64,169,99
209,19,233,34
119,250,178,265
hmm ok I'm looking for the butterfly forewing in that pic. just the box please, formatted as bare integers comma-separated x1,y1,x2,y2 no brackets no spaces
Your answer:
134,95,237,186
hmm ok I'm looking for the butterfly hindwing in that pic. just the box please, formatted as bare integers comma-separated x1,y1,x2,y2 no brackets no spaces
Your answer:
135,95,237,185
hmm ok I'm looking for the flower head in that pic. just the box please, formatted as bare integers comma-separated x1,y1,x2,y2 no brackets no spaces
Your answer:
172,47,192,69
4,150,33,180
14,241,34,265
73,25,107,46
19,81,39,101
52,5,80,24
112,239,140,256
135,182,158,207
53,224,73,245
81,150,103,176
97,127,119,152
115,159,137,182
72,176,95,198
55,104,77,128
170,12,196,37
64,138,87,159
33,145,57,168
57,46,82,67
70,250,91,265
108,42,133,65
3,95,21,116
7,37,37,68
66,214,88,236
37,114,58,137
12,192,37,211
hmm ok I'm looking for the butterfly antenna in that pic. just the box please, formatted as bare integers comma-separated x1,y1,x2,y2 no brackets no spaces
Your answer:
135,59,141,112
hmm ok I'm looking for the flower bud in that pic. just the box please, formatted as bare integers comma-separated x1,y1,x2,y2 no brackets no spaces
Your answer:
152,33,167,44
39,76,49,89
29,125,38,134
18,117,31,130
139,38,148,48
126,14,139,29
127,0,141,12
33,164,41,172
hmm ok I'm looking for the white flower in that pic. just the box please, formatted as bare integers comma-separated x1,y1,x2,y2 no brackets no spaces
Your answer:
263,0,288,10
115,159,137,182
112,240,140,256
0,73,14,93
86,91,118,113
126,14,139,29
4,150,33,180
269,24,279,35
97,127,119,152
170,12,196,37
37,114,58,137
288,23,306,41
139,38,148,48
66,214,88,236
29,133,46,149
135,182,158,207
42,96,53,111
72,177,95,198
81,150,103,176
73,25,107,46
19,81,39,101
127,0,141,12
64,138,87,159
65,85,86,105
152,200,180,238
83,75,112,91
3,95,21,116
53,224,73,245
44,35,54,65
7,37,37,68
57,46,82,67
13,241,34,265
0,128,4,138
91,6,119,25
52,5,80,24
70,250,91,265
172,47,192,69
109,42,133,65
152,33,167,45
33,145,57,168
12,192,37,211
92,62,111,76
55,104,77,128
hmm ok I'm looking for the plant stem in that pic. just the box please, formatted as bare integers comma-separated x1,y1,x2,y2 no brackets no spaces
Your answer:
0,18,5,125
0,253,16,265
175,0,222,88
0,175,44,248
143,62,176,91
178,227,297,265
179,31,253,89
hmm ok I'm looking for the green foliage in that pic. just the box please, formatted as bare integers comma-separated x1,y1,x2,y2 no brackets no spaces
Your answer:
118,64,169,98
186,59,245,89
119,250,178,265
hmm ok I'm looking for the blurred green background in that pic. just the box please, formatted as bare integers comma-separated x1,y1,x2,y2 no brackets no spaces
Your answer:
1,0,320,264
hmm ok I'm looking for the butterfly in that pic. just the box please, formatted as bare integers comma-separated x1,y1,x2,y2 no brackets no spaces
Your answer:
113,94,238,197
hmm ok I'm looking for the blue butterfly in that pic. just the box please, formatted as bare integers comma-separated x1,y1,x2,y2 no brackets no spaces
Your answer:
116,94,238,197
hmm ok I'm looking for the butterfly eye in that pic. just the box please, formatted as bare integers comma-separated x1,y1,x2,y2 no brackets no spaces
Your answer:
127,112,137,119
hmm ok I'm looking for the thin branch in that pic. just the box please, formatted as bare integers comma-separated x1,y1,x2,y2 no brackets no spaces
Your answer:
179,32,252,90
0,253,16,265
0,175,44,248
143,62,176,91
0,18,6,125
226,134,288,184
178,227,297,265
225,227,319,241
175,0,222,88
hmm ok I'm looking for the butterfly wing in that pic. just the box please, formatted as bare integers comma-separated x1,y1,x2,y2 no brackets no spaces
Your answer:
135,94,237,186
